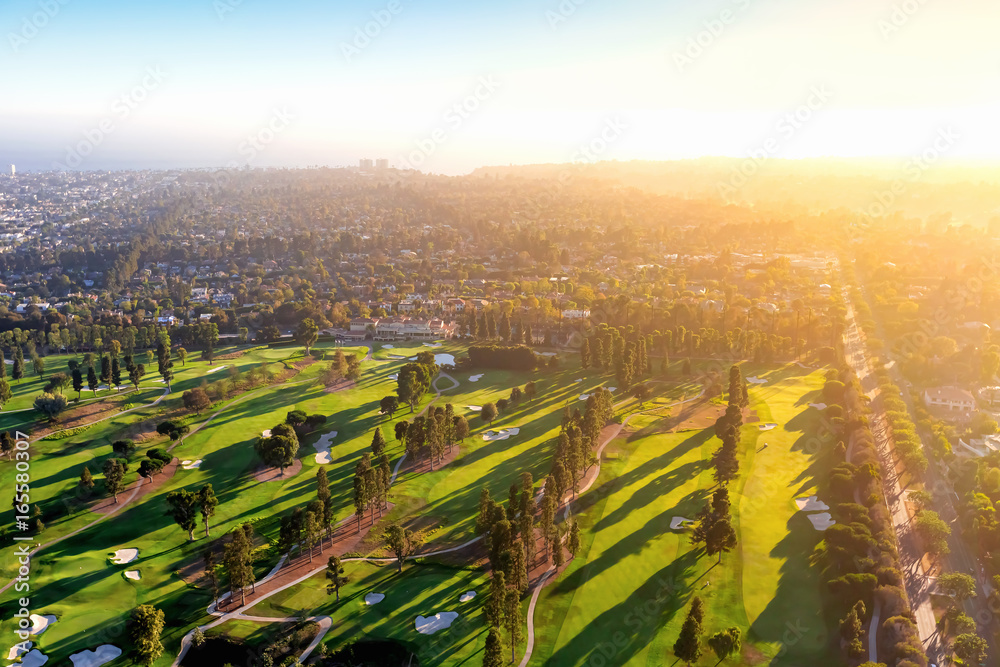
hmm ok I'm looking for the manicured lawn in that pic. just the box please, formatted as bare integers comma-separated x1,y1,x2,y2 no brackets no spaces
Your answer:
529,364,837,666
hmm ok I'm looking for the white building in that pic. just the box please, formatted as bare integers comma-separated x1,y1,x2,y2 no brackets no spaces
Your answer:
923,386,976,413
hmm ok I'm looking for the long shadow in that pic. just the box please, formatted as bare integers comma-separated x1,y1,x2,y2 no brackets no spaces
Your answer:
544,550,701,666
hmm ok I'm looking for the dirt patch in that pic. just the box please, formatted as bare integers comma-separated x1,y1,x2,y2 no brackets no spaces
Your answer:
746,409,759,423
665,399,724,432
323,379,357,394
90,458,179,515
34,396,133,438
214,349,249,361
400,444,461,476
742,642,768,665
217,507,390,613
252,459,303,483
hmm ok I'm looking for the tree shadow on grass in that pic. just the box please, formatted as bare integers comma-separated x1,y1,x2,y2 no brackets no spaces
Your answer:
544,550,700,666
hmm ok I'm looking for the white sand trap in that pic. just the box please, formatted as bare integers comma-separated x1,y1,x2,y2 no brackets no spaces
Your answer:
69,645,122,667
20,649,48,667
808,403,828,410
415,612,459,635
807,513,836,531
459,591,477,602
110,548,138,565
758,423,778,431
423,342,443,348
181,460,203,470
153,378,166,383
313,431,338,464
469,374,484,382
7,641,32,661
28,614,56,635
3,359,12,364
746,376,767,385
466,405,482,412
388,374,398,380
607,387,617,392
124,570,141,580
795,496,830,512
382,344,395,349
261,429,272,438
364,593,385,605
537,352,557,357
579,394,592,401
482,427,521,442
206,365,228,374
433,353,456,365
670,517,695,530
574,378,584,383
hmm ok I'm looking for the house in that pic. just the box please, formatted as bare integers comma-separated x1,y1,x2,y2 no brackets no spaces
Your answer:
958,434,1000,458
980,386,1000,408
923,386,976,414
373,317,457,341
562,309,591,320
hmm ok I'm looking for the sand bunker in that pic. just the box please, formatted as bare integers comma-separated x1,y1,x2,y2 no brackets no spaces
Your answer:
483,427,520,442
124,570,141,581
795,496,830,512
746,376,767,384
181,460,202,470
7,641,31,661
459,591,477,602
423,342,442,348
206,365,228,374
110,548,138,565
808,403,828,410
670,517,695,530
261,429,272,438
607,386,617,392
758,423,778,431
469,374,484,382
364,593,385,605
313,431,337,465
382,344,395,349
579,394,592,401
432,353,456,365
574,378,583,383
807,513,836,531
20,649,48,667
388,374,398,380
69,645,122,667
537,352,557,357
415,612,459,635
466,405,482,411
28,614,56,635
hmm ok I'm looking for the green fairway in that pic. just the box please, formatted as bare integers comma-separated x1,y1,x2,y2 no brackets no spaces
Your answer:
529,363,836,666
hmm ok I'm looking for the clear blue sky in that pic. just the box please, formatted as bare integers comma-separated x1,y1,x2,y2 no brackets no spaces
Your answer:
2,0,998,173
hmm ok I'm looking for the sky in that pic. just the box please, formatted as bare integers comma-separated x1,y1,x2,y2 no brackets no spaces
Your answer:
1,0,999,174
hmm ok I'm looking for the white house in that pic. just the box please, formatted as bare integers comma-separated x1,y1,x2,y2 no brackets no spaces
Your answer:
923,386,976,413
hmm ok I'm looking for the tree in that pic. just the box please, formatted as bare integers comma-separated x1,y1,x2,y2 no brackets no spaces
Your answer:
385,522,415,573
69,366,83,399
354,455,371,532
839,601,865,660
296,318,319,355
12,348,23,384
633,383,652,407
394,420,408,441
317,467,333,542
128,604,165,667
129,363,145,391
303,507,322,563
454,415,470,441
165,490,199,541
32,355,44,378
914,510,951,556
567,521,581,556
79,466,94,493
254,424,299,475
112,439,136,458
102,458,127,503
397,362,433,412
938,572,977,605
525,381,537,402
326,555,348,602
705,513,738,563
953,633,987,665
580,338,591,369
486,570,506,628
505,588,523,662
33,392,68,422
707,627,742,661
198,484,218,537
371,427,387,457
223,526,253,606
177,347,188,366
183,387,212,414
483,627,504,667
87,364,98,395
481,402,498,426
379,395,399,419
111,356,122,391
673,597,704,665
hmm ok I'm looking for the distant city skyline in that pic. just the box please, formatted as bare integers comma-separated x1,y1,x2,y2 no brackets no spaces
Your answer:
3,0,1000,174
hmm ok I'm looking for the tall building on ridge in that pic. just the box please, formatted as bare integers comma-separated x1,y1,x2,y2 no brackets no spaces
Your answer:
375,158,389,170
359,158,374,171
